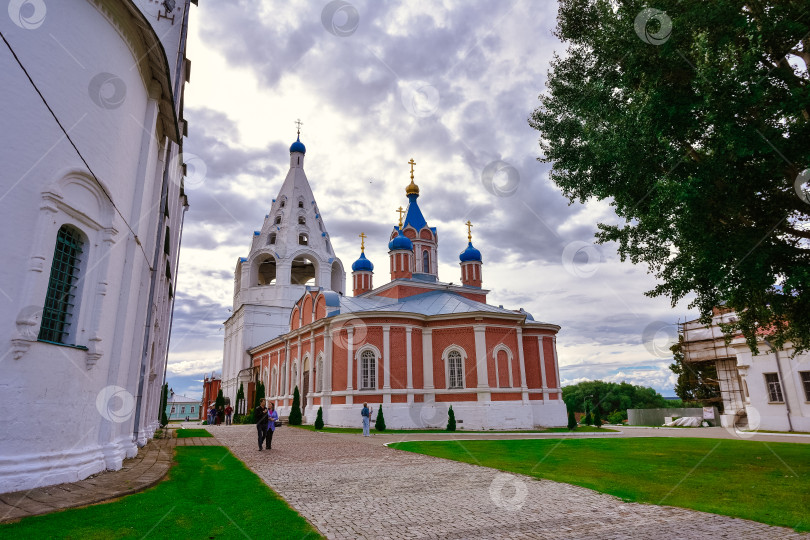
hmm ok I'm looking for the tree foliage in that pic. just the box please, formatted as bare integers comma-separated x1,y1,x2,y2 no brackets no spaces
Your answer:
563,380,669,417
314,406,324,430
288,386,302,425
669,340,724,411
252,381,265,423
567,408,577,430
159,383,168,427
530,0,810,353
447,405,457,431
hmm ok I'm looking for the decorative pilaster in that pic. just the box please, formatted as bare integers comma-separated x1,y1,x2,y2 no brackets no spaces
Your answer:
474,325,490,401
406,327,413,403
346,327,354,404
422,328,434,402
538,336,548,400
383,325,391,403
516,327,528,402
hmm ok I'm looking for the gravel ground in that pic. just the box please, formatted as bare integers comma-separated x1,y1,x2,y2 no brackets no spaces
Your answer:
205,424,807,539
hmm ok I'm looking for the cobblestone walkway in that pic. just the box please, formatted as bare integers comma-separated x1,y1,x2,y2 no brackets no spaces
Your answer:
207,424,808,539
0,434,217,523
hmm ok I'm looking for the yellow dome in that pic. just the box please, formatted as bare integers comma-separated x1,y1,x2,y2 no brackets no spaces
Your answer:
405,179,419,196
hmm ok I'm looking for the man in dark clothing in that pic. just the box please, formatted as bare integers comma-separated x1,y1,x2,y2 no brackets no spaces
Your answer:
255,399,269,450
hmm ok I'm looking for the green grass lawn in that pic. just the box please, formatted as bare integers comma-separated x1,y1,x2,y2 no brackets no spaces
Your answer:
0,447,320,539
391,437,810,531
292,424,616,434
176,428,213,438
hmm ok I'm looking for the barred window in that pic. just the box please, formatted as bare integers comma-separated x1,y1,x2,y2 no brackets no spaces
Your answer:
765,373,784,403
39,225,84,345
448,350,464,389
361,350,376,390
800,372,810,401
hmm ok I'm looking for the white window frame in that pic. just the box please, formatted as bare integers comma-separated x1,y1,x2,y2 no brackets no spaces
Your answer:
442,346,467,389
356,346,380,391
801,371,810,402
764,372,784,403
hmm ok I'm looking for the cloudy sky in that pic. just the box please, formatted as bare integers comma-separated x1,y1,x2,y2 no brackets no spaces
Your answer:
165,0,699,400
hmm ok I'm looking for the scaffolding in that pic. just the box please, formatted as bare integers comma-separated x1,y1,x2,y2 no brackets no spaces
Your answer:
679,312,746,425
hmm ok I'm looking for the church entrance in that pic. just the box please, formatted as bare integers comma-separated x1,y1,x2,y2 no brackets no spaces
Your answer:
302,372,310,414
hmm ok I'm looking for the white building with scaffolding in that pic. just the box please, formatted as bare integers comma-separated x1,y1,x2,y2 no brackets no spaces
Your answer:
681,308,810,432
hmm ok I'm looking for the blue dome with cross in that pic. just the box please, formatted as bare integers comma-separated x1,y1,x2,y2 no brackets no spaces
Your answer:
459,242,482,262
352,252,374,272
389,230,413,251
289,135,306,154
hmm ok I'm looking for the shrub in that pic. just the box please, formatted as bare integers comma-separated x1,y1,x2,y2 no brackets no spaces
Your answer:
159,383,169,428
607,410,626,425
314,406,324,430
567,409,577,430
592,406,602,427
375,405,386,431
288,386,302,425
447,406,456,431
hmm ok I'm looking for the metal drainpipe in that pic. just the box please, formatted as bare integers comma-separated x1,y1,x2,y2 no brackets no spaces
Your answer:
763,338,793,432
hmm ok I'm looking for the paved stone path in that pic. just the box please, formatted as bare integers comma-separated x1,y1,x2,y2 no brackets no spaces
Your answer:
0,434,217,523
207,424,808,539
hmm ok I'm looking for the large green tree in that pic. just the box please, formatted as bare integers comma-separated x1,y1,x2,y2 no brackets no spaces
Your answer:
669,341,723,410
530,1,810,353
562,380,669,415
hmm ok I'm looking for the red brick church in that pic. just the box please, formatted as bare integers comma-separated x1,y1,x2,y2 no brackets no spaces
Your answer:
248,157,567,429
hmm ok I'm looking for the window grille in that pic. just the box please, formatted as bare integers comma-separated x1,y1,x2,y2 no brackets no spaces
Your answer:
448,350,463,389
361,350,376,389
39,226,83,344
765,373,784,402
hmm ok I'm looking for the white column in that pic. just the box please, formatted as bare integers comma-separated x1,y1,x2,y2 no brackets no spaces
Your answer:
422,328,434,402
346,327,354,405
284,343,291,406
323,329,332,411
516,328,528,402
552,336,561,395
308,333,315,414
538,336,548,400
474,325,490,401
383,325,391,403
406,327,414,403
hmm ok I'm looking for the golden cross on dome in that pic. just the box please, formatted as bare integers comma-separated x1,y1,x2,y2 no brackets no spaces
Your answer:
359,232,367,252
295,118,303,136
466,220,473,242
397,206,405,228
408,158,415,180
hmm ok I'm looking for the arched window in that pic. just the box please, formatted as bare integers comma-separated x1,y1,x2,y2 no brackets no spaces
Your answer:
298,216,306,225
269,233,276,244
447,350,464,389
299,233,308,246
274,216,282,225
298,200,304,208
39,225,84,345
423,250,430,273
315,358,323,392
361,350,376,390
280,200,286,208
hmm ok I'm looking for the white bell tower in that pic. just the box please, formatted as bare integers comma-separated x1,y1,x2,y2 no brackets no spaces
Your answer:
221,122,345,409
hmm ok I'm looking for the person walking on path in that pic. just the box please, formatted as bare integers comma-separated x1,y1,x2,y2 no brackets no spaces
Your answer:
265,403,279,450
361,402,371,437
255,399,269,450
224,404,233,425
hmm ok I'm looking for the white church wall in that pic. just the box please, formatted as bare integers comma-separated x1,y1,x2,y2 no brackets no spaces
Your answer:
0,0,189,493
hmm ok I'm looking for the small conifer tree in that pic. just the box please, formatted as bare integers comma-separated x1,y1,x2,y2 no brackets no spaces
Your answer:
374,405,386,431
567,408,577,430
592,405,602,427
446,405,456,431
583,404,592,426
288,386,302,425
159,383,169,427
314,406,324,430
252,382,265,422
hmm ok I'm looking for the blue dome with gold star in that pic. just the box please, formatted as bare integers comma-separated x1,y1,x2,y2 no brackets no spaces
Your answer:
459,242,482,262
352,252,374,272
290,135,306,154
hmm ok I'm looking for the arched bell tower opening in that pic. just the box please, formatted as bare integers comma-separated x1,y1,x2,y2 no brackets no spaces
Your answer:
291,254,317,286
252,254,277,286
